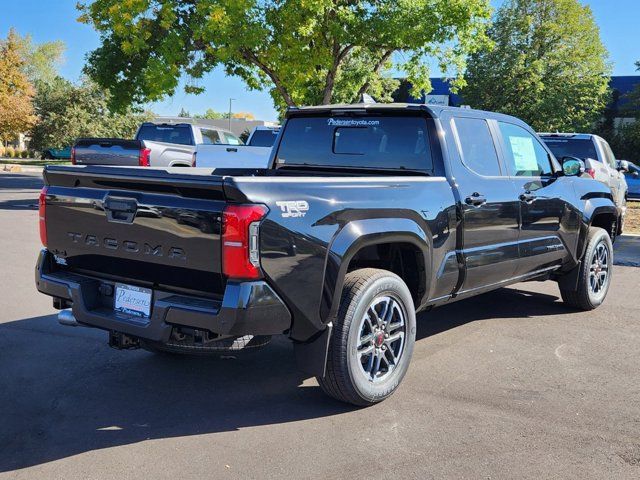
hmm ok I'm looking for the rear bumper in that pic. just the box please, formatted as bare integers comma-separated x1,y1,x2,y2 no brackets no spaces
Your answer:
35,249,291,342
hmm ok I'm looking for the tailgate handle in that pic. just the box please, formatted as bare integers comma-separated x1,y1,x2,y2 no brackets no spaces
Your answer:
103,197,137,224
226,147,238,152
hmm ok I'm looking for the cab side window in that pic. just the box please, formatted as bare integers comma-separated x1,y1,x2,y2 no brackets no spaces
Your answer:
200,129,222,145
453,117,501,177
498,122,554,177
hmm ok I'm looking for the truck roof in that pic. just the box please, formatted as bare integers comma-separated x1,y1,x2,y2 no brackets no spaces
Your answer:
538,133,601,141
287,102,529,126
141,120,235,134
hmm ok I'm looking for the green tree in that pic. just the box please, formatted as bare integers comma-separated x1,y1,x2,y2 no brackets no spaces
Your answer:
0,29,37,145
29,77,152,151
13,32,65,85
462,0,611,132
78,0,491,112
194,108,225,120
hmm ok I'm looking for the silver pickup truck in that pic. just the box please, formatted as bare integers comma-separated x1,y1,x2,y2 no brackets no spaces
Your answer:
72,121,242,167
193,126,280,169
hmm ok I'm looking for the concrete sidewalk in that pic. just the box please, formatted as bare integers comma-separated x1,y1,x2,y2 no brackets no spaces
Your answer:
615,234,640,267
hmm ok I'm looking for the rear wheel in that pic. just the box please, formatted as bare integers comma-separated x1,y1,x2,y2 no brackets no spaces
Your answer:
318,268,416,406
560,227,613,310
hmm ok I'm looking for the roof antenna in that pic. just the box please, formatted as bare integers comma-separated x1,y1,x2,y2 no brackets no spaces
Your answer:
358,93,376,104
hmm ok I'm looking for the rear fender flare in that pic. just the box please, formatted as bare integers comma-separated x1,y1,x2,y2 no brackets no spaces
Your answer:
320,218,431,324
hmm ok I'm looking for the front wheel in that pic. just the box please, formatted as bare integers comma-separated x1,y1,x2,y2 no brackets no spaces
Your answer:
560,227,613,310
318,268,416,406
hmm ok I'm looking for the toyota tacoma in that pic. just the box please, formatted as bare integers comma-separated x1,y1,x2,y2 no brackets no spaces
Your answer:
36,103,620,406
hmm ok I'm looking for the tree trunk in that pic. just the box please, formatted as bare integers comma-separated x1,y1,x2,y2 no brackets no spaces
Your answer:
355,49,394,100
322,44,354,104
241,49,297,107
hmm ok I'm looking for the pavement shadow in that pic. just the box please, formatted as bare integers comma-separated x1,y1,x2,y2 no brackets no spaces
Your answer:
0,173,43,191
0,198,39,210
0,314,354,472
415,286,566,341
0,173,43,211
0,285,571,471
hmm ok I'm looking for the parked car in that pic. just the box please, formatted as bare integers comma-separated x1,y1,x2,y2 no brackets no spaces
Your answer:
72,121,242,167
41,147,71,160
540,133,628,231
193,126,280,169
625,162,640,200
36,103,620,406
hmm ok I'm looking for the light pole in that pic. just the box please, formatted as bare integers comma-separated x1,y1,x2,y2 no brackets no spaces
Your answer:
228,98,235,131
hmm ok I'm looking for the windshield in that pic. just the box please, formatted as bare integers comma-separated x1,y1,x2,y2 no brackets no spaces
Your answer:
541,137,598,161
249,129,279,147
137,124,193,146
275,115,434,172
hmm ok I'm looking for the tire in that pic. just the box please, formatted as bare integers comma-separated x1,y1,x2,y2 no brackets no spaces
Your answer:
560,227,613,310
318,268,416,406
141,334,272,356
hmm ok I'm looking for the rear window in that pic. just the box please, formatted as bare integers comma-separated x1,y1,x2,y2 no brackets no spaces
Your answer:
249,129,279,147
275,116,433,172
541,138,598,162
137,125,193,146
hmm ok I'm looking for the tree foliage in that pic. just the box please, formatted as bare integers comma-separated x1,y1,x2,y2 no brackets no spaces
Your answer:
29,77,152,151
12,32,65,85
462,0,611,132
0,29,37,144
79,0,492,112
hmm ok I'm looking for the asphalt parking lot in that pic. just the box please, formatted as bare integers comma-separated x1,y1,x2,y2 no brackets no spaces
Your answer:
1,171,639,480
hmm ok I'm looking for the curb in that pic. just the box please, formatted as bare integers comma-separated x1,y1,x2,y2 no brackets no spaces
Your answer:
1,164,43,174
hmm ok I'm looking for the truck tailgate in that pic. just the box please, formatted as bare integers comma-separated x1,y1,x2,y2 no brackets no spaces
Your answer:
74,138,142,166
43,166,227,296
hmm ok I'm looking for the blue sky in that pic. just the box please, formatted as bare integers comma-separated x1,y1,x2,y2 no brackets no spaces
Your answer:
1,0,638,121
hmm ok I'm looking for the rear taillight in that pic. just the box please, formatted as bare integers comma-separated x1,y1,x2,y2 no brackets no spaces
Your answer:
192,152,197,167
70,147,76,165
39,187,48,247
139,147,151,167
222,205,268,280
586,168,596,179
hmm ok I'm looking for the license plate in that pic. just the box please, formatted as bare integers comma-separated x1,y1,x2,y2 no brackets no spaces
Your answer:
114,283,152,318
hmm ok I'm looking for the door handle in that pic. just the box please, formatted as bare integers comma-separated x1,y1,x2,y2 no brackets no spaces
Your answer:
465,192,487,206
519,192,537,203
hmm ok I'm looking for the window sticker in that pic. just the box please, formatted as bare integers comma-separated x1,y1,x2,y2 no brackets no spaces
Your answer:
327,118,380,127
509,136,538,171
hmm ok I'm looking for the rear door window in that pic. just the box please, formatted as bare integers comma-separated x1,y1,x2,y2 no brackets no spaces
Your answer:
275,116,433,172
452,117,501,177
137,124,193,145
498,122,553,177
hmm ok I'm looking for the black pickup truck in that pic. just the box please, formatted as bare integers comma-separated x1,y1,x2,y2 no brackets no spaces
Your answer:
36,104,620,406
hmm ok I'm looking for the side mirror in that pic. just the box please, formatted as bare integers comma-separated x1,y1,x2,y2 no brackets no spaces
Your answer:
561,156,585,177
617,160,630,173
632,171,639,178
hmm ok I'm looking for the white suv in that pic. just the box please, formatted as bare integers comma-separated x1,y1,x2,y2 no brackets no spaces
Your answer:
540,133,628,231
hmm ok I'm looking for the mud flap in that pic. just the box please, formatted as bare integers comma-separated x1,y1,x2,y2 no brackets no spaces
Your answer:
293,323,332,378
557,261,582,291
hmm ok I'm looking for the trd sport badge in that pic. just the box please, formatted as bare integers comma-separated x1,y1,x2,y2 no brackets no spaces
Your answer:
275,200,309,218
